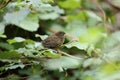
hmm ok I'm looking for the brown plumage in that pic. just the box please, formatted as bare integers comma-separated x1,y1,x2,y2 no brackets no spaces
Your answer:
42,31,65,49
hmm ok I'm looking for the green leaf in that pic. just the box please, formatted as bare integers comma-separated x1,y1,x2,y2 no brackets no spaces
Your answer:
65,21,87,37
16,48,36,57
87,44,95,56
51,24,66,32
0,34,6,38
5,63,25,70
44,56,82,71
7,37,25,44
82,64,120,80
24,39,35,44
35,34,48,40
67,11,102,26
79,27,106,45
38,6,64,20
102,31,120,62
103,31,120,49
64,41,89,50
16,42,43,57
38,12,59,20
67,11,87,21
0,22,5,34
0,51,20,59
26,0,42,7
27,0,63,15
87,11,102,21
27,75,41,80
4,7,30,25
42,0,54,3
0,42,14,50
6,74,19,80
86,11,102,26
35,3,52,13
83,58,102,68
18,14,39,32
42,49,61,58
0,59,14,63
102,72,120,80
34,42,43,50
7,37,34,44
59,0,81,9
0,22,6,38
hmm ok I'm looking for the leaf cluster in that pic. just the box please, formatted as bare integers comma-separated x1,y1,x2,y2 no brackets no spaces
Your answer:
0,0,120,80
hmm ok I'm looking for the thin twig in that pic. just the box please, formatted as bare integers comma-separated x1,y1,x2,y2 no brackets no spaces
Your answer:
105,0,120,12
92,0,110,33
93,0,106,25
57,49,84,60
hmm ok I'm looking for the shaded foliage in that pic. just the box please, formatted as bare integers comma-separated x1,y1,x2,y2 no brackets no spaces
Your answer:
0,0,120,80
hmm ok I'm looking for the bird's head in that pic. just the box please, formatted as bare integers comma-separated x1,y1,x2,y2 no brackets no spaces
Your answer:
55,31,65,37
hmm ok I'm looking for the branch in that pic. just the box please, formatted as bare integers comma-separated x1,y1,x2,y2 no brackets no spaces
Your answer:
105,0,120,12
92,0,106,25
92,0,114,34
0,0,12,9
57,49,85,60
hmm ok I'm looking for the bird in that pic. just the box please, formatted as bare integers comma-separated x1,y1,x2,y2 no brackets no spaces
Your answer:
42,31,65,49
42,31,82,59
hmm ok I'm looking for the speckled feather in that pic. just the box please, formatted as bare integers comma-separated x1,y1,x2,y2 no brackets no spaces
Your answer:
42,31,65,49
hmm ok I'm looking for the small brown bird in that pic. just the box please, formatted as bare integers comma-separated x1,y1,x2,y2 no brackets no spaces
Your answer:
42,31,65,49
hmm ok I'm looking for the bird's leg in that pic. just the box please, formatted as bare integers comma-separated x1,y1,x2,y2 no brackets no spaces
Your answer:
55,49,62,54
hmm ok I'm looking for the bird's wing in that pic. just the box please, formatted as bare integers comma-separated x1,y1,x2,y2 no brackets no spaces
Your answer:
42,35,61,48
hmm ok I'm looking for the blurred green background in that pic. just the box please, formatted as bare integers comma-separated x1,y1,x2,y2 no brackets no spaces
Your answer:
0,0,120,80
